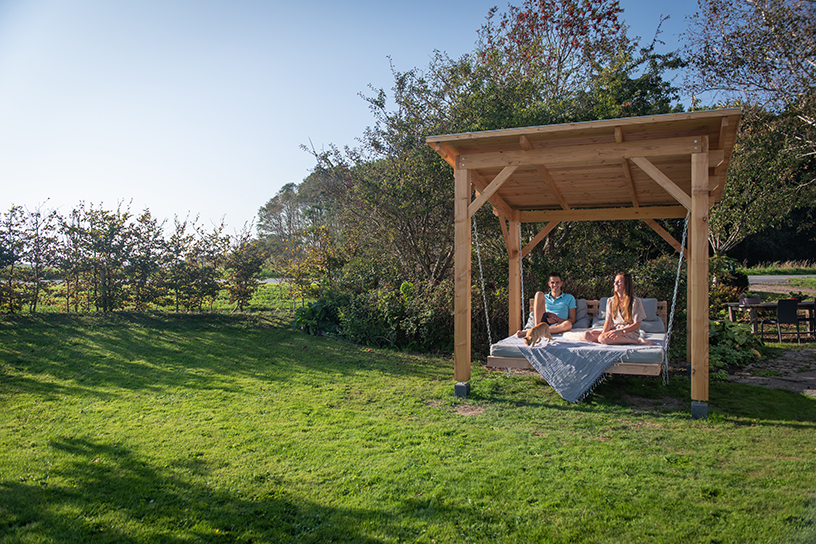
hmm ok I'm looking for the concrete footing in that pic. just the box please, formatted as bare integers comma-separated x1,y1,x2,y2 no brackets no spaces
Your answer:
691,400,709,420
454,382,470,398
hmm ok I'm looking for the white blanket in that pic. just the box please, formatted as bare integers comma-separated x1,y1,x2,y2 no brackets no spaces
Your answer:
510,336,664,403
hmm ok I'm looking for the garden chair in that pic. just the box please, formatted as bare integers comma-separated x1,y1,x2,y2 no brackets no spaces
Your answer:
797,298,815,339
760,299,802,343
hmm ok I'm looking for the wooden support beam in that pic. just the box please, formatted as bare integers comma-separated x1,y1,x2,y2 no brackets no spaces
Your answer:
508,218,522,336
644,218,685,256
614,126,624,143
622,159,639,208
519,135,533,150
471,170,515,220
520,205,687,223
468,165,518,218
690,151,710,403
522,221,559,258
497,214,509,248
630,156,692,210
459,135,704,169
535,164,571,210
453,158,472,383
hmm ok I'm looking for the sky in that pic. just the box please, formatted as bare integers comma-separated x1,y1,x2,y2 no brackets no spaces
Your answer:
0,0,705,234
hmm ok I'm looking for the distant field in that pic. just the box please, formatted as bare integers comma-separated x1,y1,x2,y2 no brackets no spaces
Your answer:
741,261,816,275
33,282,307,315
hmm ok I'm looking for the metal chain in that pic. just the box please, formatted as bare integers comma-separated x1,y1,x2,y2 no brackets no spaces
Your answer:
473,216,493,347
663,211,690,385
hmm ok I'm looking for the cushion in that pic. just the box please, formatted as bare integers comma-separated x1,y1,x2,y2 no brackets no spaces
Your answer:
592,296,664,332
640,319,666,333
524,311,535,330
573,298,590,328
640,298,659,320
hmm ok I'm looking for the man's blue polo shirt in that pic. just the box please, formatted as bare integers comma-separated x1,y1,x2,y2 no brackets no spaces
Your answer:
545,292,576,319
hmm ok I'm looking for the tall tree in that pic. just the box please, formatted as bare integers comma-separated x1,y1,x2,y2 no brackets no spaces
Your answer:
684,0,815,160
224,225,266,312
22,204,60,312
126,210,168,310
0,206,27,312
684,0,816,253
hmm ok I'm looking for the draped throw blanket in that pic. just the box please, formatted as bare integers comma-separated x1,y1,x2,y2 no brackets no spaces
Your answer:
514,336,662,403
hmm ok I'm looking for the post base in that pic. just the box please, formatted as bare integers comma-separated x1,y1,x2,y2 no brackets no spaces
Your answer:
691,401,708,420
454,382,471,398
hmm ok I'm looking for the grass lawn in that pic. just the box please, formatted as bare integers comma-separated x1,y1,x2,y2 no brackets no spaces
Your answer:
1,313,815,543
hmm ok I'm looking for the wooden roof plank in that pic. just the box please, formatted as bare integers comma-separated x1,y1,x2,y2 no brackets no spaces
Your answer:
460,136,706,170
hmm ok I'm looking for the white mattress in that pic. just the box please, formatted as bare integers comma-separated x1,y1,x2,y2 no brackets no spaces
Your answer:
490,329,667,364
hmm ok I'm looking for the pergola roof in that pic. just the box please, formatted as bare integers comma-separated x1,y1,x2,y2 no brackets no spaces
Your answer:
427,108,742,223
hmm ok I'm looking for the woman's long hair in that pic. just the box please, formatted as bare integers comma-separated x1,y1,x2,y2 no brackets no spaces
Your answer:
613,273,634,323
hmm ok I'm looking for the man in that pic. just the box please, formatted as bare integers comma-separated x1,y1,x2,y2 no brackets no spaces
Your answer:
516,272,576,337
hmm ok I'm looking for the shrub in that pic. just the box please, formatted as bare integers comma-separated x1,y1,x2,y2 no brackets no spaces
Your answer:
708,320,763,380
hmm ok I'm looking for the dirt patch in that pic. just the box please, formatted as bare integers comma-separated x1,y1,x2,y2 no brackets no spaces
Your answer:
622,394,686,412
456,405,486,416
729,348,816,398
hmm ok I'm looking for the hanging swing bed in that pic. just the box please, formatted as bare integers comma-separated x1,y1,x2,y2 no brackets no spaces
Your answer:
426,109,742,416
474,214,687,404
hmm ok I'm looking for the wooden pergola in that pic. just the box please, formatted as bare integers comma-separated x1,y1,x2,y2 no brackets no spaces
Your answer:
427,108,742,418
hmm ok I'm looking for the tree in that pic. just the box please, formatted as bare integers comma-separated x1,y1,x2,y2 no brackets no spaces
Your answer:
21,204,60,312
224,225,266,312
684,0,815,160
476,0,627,105
708,104,815,253
59,203,134,313
126,210,168,310
165,216,229,312
0,206,27,312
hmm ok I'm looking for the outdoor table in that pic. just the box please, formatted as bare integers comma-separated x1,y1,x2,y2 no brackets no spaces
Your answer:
723,300,815,333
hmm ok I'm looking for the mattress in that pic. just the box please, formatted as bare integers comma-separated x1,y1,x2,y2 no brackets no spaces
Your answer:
490,329,667,364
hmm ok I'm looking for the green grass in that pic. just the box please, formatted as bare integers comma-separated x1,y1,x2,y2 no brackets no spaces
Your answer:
740,261,816,276
34,282,304,314
788,277,816,290
1,314,815,543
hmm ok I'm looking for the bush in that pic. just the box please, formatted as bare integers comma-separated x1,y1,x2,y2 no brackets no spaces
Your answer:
708,320,763,380
292,297,341,336
710,255,749,290
294,281,454,353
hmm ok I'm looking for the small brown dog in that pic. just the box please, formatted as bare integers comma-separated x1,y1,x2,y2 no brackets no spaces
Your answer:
524,322,552,346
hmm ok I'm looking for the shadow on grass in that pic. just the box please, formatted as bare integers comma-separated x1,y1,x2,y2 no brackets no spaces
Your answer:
471,367,816,424
0,436,465,543
0,313,450,401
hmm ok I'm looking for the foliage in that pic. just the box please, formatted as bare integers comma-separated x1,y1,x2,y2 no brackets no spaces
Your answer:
685,0,816,258
476,0,626,104
292,297,341,336
709,254,749,290
224,225,266,312
683,0,814,113
708,105,816,254
708,319,763,379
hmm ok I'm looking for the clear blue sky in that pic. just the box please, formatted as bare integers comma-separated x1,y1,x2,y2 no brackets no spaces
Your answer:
0,0,703,233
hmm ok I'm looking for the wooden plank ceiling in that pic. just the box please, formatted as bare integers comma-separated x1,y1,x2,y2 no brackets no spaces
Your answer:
426,109,742,222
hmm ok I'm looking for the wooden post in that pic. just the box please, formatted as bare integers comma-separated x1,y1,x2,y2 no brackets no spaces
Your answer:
508,216,521,335
453,158,472,385
690,147,710,416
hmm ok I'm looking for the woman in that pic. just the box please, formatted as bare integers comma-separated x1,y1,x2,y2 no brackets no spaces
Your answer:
582,273,655,345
